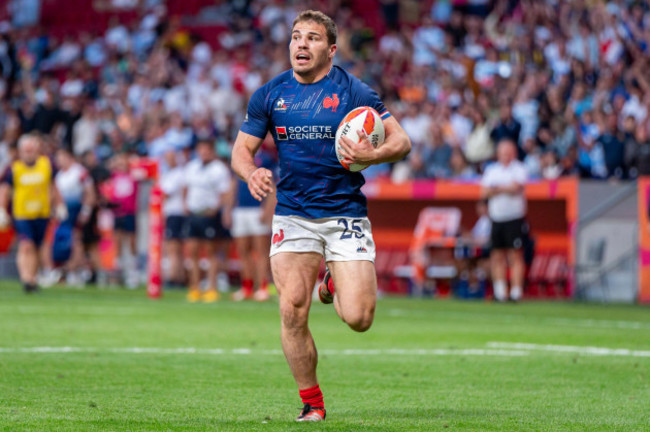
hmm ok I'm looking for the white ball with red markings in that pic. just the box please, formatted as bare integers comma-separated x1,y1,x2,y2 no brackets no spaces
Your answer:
335,106,385,172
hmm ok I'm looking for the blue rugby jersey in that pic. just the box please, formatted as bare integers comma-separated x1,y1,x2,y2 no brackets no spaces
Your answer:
240,66,391,219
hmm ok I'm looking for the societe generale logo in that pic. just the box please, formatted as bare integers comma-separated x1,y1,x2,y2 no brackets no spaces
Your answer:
275,126,288,140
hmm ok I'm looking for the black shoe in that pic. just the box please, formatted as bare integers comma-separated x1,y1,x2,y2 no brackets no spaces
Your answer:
23,283,40,294
296,403,326,422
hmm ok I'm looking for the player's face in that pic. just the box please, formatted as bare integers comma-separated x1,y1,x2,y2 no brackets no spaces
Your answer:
290,21,335,81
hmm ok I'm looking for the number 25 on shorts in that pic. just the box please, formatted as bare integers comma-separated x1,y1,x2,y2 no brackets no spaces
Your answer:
338,218,365,240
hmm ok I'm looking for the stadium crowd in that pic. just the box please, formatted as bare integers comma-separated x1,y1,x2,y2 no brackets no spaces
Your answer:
1,0,650,287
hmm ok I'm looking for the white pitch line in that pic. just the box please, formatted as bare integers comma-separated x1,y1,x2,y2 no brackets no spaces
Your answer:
386,309,650,331
487,342,650,358
0,347,528,357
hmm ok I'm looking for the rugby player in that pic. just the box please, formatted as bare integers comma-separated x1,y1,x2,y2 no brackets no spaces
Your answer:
231,10,411,422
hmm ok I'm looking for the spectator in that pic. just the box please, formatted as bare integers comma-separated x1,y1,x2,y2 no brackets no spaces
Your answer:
625,123,650,178
419,124,452,179
449,147,477,180
400,103,432,148
596,112,625,179
73,102,101,156
481,139,529,302
490,100,522,156
412,15,445,67
465,107,494,166
549,114,577,158
540,149,562,180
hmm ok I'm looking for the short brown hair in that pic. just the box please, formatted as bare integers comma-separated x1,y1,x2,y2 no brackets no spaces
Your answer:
292,10,337,45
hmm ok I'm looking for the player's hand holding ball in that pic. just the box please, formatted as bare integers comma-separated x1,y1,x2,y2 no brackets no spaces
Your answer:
335,106,385,172
247,167,275,202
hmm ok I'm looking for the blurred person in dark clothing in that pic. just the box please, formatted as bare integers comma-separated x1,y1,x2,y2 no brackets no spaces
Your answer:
625,124,650,178
596,112,625,179
80,149,110,283
490,100,522,158
19,88,66,135
560,147,580,177
412,124,452,179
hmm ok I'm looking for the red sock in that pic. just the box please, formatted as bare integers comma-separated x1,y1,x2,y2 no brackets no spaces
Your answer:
260,279,268,292
327,276,335,294
299,384,324,409
242,279,253,296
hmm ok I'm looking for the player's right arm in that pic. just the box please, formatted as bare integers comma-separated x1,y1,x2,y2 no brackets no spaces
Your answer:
232,84,274,202
231,131,274,202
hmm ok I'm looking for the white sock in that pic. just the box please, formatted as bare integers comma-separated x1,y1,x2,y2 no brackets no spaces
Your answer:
493,280,507,301
510,286,523,301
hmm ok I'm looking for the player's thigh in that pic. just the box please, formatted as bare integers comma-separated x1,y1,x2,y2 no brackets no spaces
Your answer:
271,252,322,309
328,260,377,311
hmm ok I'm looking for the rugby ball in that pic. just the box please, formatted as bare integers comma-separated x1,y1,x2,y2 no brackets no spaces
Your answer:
335,106,385,172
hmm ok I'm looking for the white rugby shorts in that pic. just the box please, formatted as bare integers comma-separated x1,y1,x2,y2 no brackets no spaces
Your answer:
231,207,271,238
270,215,376,262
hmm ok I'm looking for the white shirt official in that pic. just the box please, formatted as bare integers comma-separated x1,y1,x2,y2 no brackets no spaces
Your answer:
184,159,231,214
481,160,528,222
159,165,186,216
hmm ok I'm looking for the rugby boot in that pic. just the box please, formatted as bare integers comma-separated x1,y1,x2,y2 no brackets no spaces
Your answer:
296,404,326,422
318,269,334,304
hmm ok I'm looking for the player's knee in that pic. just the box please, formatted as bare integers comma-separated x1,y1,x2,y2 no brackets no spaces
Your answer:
346,308,375,333
279,296,309,330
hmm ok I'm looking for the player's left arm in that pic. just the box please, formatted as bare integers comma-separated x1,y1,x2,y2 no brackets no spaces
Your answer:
339,116,411,166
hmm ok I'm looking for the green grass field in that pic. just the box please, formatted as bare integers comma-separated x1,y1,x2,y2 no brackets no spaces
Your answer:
0,281,648,431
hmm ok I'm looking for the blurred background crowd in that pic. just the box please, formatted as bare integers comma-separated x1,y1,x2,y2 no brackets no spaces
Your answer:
0,0,649,291
1,0,650,184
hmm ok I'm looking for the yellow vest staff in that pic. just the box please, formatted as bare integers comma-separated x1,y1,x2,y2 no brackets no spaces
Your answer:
11,156,53,220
